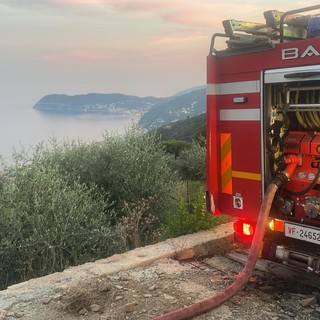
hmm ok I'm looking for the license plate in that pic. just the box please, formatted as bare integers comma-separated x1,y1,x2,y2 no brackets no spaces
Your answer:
284,222,320,245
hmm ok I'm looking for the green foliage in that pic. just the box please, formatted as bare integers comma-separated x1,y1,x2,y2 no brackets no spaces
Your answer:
0,126,178,289
21,127,177,225
154,113,206,142
0,124,227,290
162,140,191,158
163,184,228,239
0,162,116,289
172,140,206,181
98,127,177,222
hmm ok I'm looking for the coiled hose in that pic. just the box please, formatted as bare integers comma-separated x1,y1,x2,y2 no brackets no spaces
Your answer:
153,155,299,320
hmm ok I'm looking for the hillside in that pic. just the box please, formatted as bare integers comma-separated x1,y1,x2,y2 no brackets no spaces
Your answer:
138,87,206,129
33,86,206,128
155,113,206,142
33,93,167,115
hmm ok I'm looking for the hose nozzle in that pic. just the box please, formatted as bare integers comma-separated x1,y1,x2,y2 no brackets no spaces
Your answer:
272,154,300,189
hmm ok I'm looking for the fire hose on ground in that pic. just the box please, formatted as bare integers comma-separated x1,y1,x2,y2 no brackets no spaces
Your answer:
153,155,300,320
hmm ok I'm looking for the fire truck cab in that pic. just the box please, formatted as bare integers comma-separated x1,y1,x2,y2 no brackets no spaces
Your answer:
206,5,320,274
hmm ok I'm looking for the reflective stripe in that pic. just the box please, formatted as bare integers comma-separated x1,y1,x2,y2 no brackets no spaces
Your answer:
232,171,261,181
220,108,260,121
264,65,320,83
207,80,260,95
221,133,232,194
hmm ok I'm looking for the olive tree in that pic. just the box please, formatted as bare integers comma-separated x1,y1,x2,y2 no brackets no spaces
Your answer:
0,162,116,289
12,126,178,247
172,140,206,181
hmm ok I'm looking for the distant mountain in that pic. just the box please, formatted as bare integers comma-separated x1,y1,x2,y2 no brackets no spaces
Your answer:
33,93,168,115
138,87,206,129
171,85,206,97
33,86,206,129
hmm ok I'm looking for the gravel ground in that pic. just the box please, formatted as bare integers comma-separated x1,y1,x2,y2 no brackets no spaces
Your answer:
2,255,320,320
1,223,319,320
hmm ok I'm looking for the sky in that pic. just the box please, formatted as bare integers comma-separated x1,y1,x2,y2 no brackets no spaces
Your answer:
0,0,316,107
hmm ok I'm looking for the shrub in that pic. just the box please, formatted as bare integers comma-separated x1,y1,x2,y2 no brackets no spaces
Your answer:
3,126,178,248
115,198,158,250
0,162,116,289
99,127,177,222
162,140,191,158
0,125,224,288
172,140,206,181
32,127,177,226
162,184,229,239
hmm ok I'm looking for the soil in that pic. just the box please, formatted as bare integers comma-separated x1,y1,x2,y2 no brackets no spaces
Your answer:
1,224,319,320
3,255,320,320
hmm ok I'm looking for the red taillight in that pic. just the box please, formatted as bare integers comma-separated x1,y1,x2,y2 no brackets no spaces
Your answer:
233,220,255,238
242,223,254,236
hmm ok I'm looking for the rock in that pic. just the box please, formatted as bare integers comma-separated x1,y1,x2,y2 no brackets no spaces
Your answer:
291,293,311,299
115,295,124,301
42,297,51,305
89,303,102,312
125,302,137,313
148,285,157,291
259,285,279,293
78,308,88,315
300,296,318,307
52,293,63,301
284,310,296,317
0,310,7,320
6,312,24,318
163,293,175,300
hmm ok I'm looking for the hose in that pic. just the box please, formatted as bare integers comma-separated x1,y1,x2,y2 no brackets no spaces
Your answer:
153,184,278,320
153,155,299,320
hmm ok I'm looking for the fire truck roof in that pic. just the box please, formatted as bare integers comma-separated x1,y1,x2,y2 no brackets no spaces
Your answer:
211,5,320,56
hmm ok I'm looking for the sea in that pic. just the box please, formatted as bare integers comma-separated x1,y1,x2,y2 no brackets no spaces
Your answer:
0,103,136,165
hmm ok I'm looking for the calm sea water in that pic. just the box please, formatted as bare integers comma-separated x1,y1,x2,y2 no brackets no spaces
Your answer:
0,104,136,164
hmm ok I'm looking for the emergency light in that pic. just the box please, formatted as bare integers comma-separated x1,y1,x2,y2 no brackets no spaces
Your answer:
307,16,320,38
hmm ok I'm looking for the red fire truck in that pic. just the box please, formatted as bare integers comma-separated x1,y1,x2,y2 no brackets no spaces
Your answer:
206,5,320,274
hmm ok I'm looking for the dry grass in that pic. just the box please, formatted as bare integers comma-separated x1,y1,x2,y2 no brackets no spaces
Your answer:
62,278,111,314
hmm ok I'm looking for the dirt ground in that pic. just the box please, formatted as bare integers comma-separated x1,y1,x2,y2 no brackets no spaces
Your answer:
1,224,319,320
4,255,320,320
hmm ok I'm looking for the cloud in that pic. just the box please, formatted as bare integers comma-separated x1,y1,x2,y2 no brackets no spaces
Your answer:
41,49,111,63
104,0,263,28
1,1,313,30
0,0,88,7
104,1,320,29
0,0,262,29
0,0,104,16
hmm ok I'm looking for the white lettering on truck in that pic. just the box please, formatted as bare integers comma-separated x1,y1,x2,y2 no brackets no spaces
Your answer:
282,45,320,60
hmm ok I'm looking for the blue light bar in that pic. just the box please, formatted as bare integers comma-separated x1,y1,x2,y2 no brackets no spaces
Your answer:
307,17,320,38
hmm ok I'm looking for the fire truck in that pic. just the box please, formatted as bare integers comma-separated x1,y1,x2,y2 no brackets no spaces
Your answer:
206,5,320,274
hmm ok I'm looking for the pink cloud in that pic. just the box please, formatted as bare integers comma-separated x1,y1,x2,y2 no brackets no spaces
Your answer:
1,0,288,30
149,30,207,46
104,0,259,28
